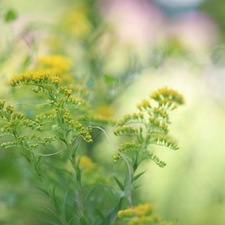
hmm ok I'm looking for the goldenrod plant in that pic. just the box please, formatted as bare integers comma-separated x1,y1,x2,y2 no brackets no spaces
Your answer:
0,54,184,225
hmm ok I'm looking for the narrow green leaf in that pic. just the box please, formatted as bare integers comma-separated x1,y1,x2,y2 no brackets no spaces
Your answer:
21,55,32,70
113,176,124,191
95,208,108,225
79,216,89,225
91,216,100,225
61,192,68,220
33,185,49,196
117,197,124,210
52,185,61,215
42,206,59,220
123,170,130,189
76,162,81,183
133,170,146,182
58,136,67,145
68,216,78,225
84,185,100,203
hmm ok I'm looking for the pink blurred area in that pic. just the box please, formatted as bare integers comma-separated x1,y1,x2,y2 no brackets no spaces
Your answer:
101,0,220,50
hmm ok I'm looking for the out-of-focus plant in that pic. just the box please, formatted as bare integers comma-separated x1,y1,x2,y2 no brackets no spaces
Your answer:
0,8,18,65
0,1,187,224
0,53,183,224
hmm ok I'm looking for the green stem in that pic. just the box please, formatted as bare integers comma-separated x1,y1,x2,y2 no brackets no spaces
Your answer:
68,143,87,217
89,125,135,210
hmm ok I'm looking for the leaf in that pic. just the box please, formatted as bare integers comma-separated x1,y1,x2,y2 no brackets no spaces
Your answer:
4,9,17,22
92,207,117,225
84,185,100,203
52,185,61,215
123,170,130,189
42,206,59,220
61,192,68,220
21,55,32,70
104,74,118,85
79,216,89,225
108,198,124,224
117,197,124,210
75,161,81,183
113,176,124,191
33,185,49,196
133,170,146,182
91,217,100,225
68,215,78,225
95,208,108,225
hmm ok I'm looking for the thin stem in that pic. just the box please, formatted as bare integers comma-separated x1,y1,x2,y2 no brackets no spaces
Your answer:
89,125,134,209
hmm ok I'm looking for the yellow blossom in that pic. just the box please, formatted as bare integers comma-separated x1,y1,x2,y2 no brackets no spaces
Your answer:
79,155,97,174
62,5,92,38
128,216,153,225
8,69,61,86
37,55,72,73
118,203,154,218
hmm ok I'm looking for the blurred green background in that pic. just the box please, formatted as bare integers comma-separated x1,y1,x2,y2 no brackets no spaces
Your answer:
1,0,225,225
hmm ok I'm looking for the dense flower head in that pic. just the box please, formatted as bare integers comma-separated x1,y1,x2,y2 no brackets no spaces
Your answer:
118,203,154,218
150,87,184,108
37,55,72,73
137,99,151,110
118,203,173,225
8,69,61,87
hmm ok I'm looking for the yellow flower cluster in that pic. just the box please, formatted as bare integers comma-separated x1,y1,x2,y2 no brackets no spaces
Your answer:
117,113,144,126
148,118,168,134
79,155,98,174
118,203,173,225
147,133,179,150
150,87,184,109
118,203,154,218
113,141,141,162
137,99,151,110
151,107,168,119
8,69,61,87
149,153,166,168
95,104,115,118
65,96,91,110
54,108,92,142
74,121,93,142
113,125,139,136
37,55,72,73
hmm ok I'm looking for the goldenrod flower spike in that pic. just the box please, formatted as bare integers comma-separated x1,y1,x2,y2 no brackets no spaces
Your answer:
113,87,183,167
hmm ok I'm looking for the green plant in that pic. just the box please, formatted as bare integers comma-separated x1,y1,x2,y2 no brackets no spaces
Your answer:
0,54,184,225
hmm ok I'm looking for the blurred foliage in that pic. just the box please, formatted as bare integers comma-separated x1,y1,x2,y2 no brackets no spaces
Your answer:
201,0,225,41
1,0,225,225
